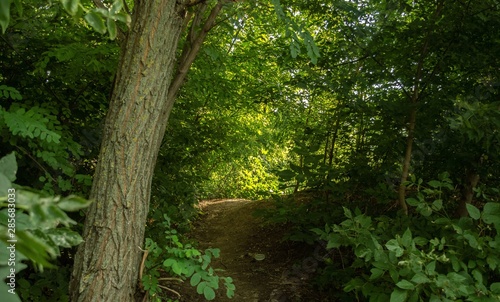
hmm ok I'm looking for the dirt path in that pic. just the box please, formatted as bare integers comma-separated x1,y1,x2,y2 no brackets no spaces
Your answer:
175,199,325,302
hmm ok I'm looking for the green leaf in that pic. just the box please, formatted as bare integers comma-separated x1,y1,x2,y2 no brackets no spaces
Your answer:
431,199,443,211
482,203,500,228
2,108,61,143
344,277,364,292
85,11,107,34
426,261,436,275
406,198,419,206
386,239,404,257
466,203,481,220
190,272,202,287
60,0,79,15
413,236,428,246
0,0,11,34
226,288,235,298
471,269,483,283
370,268,384,280
487,255,498,270
390,288,408,302
464,232,479,249
0,174,11,196
420,205,432,217
428,180,441,188
0,152,17,182
396,279,415,290
57,195,92,211
171,260,183,275
203,286,216,300
163,258,176,267
110,0,122,15
211,248,220,258
343,207,352,219
107,17,117,40
46,228,83,248
196,281,207,294
491,283,500,294
113,12,131,26
411,273,430,284
4,230,55,268
401,228,412,248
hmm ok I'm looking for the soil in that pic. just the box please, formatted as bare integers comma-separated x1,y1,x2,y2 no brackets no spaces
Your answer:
168,199,330,302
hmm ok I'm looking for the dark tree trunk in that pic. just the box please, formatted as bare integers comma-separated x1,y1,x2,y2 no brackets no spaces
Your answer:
456,169,480,217
398,107,416,215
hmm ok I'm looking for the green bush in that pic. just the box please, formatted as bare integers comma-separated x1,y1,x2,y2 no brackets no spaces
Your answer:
313,175,500,302
0,152,92,302
142,214,235,301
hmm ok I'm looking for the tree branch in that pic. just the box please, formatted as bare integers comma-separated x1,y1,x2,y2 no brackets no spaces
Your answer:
167,1,225,103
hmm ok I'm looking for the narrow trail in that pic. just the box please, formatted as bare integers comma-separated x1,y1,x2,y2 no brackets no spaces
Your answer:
175,199,325,302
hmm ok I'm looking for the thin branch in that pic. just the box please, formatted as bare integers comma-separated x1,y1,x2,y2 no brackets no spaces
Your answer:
167,1,225,103
341,22,412,100
15,146,56,183
158,277,184,282
157,285,181,298
138,247,149,286
189,2,209,44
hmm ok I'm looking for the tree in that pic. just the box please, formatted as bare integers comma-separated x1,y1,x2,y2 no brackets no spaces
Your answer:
67,1,226,301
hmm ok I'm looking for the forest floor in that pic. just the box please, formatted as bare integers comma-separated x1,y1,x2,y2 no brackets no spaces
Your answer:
171,199,331,302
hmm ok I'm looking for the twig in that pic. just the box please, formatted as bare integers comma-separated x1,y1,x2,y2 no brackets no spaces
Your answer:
15,146,56,183
158,277,184,282
157,285,181,298
138,246,149,287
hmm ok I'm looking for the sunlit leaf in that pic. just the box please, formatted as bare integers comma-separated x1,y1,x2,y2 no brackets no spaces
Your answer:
107,18,117,40
85,11,106,34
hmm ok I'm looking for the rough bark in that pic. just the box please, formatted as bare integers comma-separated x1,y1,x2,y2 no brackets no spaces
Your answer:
69,2,189,301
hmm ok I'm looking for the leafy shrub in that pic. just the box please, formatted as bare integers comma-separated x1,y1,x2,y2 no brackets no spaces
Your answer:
0,152,91,302
142,214,235,301
312,175,500,302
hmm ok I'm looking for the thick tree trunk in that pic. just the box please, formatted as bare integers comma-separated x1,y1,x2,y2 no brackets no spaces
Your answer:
69,2,186,301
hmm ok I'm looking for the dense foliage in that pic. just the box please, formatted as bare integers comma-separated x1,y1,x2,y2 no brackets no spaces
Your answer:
1,0,499,301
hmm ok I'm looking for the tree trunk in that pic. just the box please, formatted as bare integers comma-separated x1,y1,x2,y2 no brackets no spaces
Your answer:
398,107,416,215
70,1,225,299
396,0,444,215
69,2,187,301
456,169,480,217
